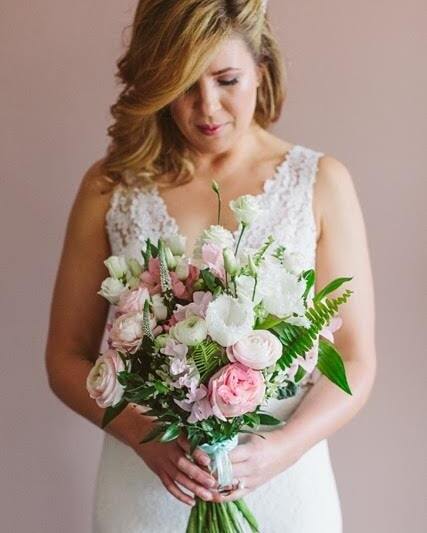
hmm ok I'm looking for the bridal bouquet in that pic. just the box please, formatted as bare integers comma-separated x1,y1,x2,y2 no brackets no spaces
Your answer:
87,182,353,533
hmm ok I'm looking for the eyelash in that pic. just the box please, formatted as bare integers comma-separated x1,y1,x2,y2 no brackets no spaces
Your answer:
184,78,239,93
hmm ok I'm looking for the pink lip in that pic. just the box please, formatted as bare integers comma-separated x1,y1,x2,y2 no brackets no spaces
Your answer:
197,124,224,135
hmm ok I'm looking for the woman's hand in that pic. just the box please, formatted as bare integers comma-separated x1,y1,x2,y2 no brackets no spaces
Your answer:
132,430,218,507
211,429,301,503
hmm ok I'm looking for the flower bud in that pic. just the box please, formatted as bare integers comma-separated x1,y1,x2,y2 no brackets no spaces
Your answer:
164,246,177,269
223,248,238,276
127,257,143,277
175,257,190,280
104,256,128,279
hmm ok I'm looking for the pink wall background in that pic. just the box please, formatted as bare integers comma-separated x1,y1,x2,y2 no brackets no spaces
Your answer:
1,1,425,531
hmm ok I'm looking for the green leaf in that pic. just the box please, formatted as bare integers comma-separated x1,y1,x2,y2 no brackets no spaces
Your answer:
160,423,181,442
317,338,353,395
139,424,165,445
258,413,282,426
243,413,260,426
302,269,316,300
191,341,225,382
314,276,353,303
201,268,217,292
100,399,127,429
254,314,283,330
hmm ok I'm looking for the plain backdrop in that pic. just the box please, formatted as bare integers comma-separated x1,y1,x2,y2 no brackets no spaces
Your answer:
1,1,425,532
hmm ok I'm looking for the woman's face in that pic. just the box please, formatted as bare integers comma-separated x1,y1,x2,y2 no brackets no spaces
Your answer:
168,36,262,154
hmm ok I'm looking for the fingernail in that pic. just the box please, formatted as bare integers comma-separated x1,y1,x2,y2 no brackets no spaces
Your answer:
202,491,213,500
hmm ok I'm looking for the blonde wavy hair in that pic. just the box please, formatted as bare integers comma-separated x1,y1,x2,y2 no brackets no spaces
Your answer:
102,0,286,187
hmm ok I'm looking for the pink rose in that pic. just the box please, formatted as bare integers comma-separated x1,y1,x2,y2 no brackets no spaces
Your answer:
86,349,126,408
109,311,144,353
117,286,150,314
208,363,265,421
226,330,282,370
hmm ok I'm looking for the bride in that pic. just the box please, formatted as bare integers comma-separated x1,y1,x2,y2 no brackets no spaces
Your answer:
45,1,376,531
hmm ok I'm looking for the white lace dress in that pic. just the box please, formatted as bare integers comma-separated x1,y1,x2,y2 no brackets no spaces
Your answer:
92,144,343,532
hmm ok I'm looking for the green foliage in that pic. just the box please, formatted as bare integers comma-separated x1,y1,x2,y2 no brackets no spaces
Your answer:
313,276,353,303
274,287,353,369
191,340,227,382
318,338,352,395
276,380,299,399
301,269,316,300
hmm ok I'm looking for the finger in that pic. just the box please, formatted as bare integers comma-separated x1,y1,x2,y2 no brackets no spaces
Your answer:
210,484,249,504
172,469,215,502
176,436,210,467
175,454,217,489
159,471,195,507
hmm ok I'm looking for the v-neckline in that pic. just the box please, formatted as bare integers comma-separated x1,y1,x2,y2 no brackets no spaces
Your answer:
150,144,299,255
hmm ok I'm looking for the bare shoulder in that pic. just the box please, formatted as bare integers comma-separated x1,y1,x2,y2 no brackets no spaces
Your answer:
313,153,361,240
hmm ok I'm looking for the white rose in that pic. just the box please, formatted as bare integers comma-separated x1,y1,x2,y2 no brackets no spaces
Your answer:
229,195,262,226
193,225,235,261
104,256,129,279
258,262,306,317
205,294,254,347
226,330,282,370
97,277,128,305
172,316,208,346
165,235,187,256
86,349,126,408
152,294,168,321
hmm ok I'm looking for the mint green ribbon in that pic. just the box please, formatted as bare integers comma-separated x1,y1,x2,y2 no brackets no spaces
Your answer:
198,435,238,489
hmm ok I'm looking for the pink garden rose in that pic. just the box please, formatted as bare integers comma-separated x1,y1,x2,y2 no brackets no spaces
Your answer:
86,349,126,408
208,363,265,421
109,311,144,353
226,330,282,370
117,286,150,314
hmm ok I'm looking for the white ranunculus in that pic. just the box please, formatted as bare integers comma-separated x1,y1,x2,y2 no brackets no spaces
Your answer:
229,194,262,226
172,316,208,346
175,257,190,280
258,262,306,317
205,294,254,347
226,329,282,370
97,277,128,305
193,225,235,261
235,274,262,305
104,256,129,279
165,235,187,256
152,294,168,321
281,251,306,275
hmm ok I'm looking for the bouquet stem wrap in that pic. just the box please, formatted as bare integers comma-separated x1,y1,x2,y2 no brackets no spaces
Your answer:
186,436,259,533
199,436,238,491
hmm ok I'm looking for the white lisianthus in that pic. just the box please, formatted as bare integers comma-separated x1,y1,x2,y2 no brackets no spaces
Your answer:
165,234,186,256
235,274,262,304
152,294,168,321
104,256,129,279
205,294,254,347
97,277,128,305
172,316,208,346
223,248,238,276
285,315,312,328
229,194,262,226
193,225,235,261
175,257,190,280
282,251,306,275
258,262,306,317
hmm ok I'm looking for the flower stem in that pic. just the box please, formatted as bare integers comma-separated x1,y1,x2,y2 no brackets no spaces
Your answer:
234,223,247,256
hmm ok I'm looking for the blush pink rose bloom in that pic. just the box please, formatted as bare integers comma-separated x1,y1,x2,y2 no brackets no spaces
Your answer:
208,363,265,421
226,330,282,370
117,286,150,314
86,349,126,408
109,311,144,353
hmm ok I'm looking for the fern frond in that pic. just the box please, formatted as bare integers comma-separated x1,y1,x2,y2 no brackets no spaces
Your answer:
191,341,226,382
274,289,353,369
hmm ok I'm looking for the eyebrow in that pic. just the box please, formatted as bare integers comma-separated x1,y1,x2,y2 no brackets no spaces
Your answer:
211,67,242,75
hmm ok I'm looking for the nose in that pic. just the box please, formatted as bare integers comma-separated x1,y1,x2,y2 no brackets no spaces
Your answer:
194,81,221,119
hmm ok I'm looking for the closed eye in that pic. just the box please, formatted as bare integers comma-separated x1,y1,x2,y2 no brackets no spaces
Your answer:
219,78,239,86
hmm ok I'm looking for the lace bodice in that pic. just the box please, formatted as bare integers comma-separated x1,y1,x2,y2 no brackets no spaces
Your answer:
106,144,324,273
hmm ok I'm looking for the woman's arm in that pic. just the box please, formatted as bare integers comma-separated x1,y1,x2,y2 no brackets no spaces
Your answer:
44,161,152,448
278,154,377,459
